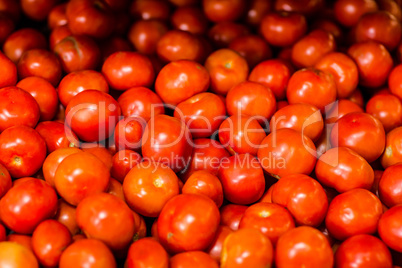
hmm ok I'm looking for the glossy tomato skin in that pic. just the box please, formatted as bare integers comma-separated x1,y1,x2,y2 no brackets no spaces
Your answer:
378,204,402,252
114,117,145,151
130,0,170,21
204,48,249,96
110,149,141,183
171,251,219,268
334,0,378,27
76,193,135,251
0,51,16,87
287,68,337,113
102,51,155,90
331,112,385,163
207,226,233,263
125,237,169,268
48,3,68,29
142,115,193,173
155,60,210,106
0,178,58,234
32,219,72,267
49,25,72,50
270,103,324,142
0,86,40,132
348,41,393,88
218,115,266,156
221,228,273,268
59,239,116,268
208,21,249,49
128,19,168,55
239,202,295,245
157,193,220,254
275,226,334,268
123,160,180,217
257,128,317,178
366,93,402,132
0,242,39,268
325,188,383,240
65,90,121,142
334,234,392,268
218,154,265,205
272,174,328,226
379,163,402,207
203,0,246,23
0,163,11,199
0,126,46,178
325,99,364,125
53,35,101,73
118,86,165,122
35,121,78,153
381,126,402,168
55,199,79,235
54,152,110,206
248,58,293,100
220,204,248,231
388,64,402,99
315,147,374,193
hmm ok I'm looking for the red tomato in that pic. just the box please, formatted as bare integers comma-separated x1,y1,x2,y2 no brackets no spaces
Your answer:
378,204,402,252
0,125,46,178
125,237,169,268
334,0,378,27
239,202,295,245
0,242,38,268
207,226,233,263
47,3,67,29
203,0,246,23
315,147,374,193
221,228,273,268
128,19,168,55
59,239,116,268
0,178,58,234
335,234,392,268
123,160,180,217
110,149,141,183
388,64,402,99
32,219,72,267
0,51,16,87
157,193,220,254
381,126,402,168
325,99,364,125
0,86,40,132
275,226,334,268
54,152,110,206
208,21,249,49
257,128,317,178
35,121,78,153
76,193,135,251
54,199,79,235
0,163,11,199
218,154,265,204
171,251,219,268
325,188,383,240
379,163,402,207
114,117,145,151
220,204,248,231
272,174,328,226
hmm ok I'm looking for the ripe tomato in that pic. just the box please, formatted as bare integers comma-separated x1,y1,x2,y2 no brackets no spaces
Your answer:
171,251,219,268
208,21,249,49
203,0,245,23
221,228,273,268
325,188,383,240
54,199,79,235
0,178,58,234
32,219,72,267
378,163,402,207
378,204,402,252
0,242,38,268
126,238,169,268
128,19,168,55
220,204,248,231
207,226,233,263
334,0,378,27
123,160,180,217
110,149,141,183
381,126,402,168
0,51,16,87
275,226,333,268
35,121,78,153
0,163,11,199
157,193,220,254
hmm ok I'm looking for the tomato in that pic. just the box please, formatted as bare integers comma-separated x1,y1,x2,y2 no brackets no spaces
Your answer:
102,51,155,90
128,19,168,55
0,86,40,132
334,0,378,27
0,163,11,199
54,152,110,206
55,199,79,235
6,234,33,252
0,51,16,88
110,149,141,183
378,204,402,252
59,239,116,268
381,126,402,168
0,242,38,268
130,0,170,21
171,251,219,268
142,115,193,172
275,226,333,268
208,22,249,49
245,0,272,26
388,64,402,100
331,112,385,163
348,41,393,88
47,3,67,29
32,219,72,267
204,48,249,96
49,25,72,50
123,160,180,217
0,178,58,234
157,193,220,254
76,193,135,251
202,0,246,23
221,228,273,268
118,86,165,123
287,68,337,113
35,121,78,153
218,115,266,155
335,234,392,268
126,238,169,268
274,0,324,15
207,226,233,263
65,0,114,39
325,99,364,125
155,60,210,106
218,154,265,204
378,163,402,207
258,128,317,178
220,204,248,231
325,188,383,240
81,145,113,171
248,58,293,100
3,28,47,63
272,174,328,226
315,147,374,193
260,11,307,47
171,6,208,35
0,126,46,178
270,103,324,142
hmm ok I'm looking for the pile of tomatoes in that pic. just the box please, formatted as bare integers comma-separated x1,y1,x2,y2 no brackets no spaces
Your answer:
1,0,402,267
